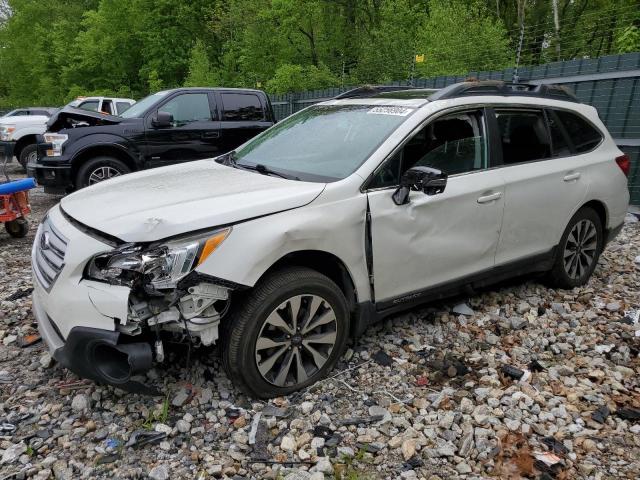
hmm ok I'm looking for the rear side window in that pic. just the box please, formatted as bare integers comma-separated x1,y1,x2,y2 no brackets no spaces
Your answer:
553,110,603,154
495,110,551,164
221,93,265,121
116,102,131,114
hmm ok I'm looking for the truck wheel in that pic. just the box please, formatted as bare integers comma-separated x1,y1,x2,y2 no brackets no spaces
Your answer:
5,218,29,238
18,144,38,172
222,267,350,398
76,156,131,189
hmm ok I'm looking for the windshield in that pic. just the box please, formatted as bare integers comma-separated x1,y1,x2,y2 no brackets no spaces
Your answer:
232,104,414,182
119,91,169,118
2,109,18,118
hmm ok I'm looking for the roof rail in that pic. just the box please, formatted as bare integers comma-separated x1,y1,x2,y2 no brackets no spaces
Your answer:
334,85,416,99
429,80,580,103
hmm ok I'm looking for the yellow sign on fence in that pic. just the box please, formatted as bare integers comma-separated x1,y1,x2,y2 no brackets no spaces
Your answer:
415,54,425,63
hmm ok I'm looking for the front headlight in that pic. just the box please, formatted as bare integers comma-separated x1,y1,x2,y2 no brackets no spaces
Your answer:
0,125,16,141
86,227,231,289
43,133,68,157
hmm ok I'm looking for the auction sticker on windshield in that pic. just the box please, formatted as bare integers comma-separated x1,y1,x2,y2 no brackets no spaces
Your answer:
367,106,413,116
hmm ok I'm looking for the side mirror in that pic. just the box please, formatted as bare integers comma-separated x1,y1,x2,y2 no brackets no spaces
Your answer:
392,166,447,205
151,111,173,128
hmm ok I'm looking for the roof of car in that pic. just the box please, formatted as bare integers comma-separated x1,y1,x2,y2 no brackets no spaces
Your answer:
331,81,580,105
162,87,266,94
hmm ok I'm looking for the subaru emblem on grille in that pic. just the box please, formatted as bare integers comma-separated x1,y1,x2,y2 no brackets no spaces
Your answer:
40,231,50,250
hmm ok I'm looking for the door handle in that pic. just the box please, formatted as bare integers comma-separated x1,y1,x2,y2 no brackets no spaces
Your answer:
202,131,220,139
477,192,502,204
563,172,581,182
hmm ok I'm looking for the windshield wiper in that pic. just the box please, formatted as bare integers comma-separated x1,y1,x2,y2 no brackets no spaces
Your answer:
238,162,299,180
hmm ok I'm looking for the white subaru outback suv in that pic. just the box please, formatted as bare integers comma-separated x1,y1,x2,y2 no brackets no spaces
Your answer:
32,81,630,398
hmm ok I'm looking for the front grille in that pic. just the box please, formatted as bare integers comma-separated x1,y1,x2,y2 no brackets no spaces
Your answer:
33,216,68,291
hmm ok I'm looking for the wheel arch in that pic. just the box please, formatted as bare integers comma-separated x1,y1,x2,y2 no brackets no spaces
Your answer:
258,250,360,331
71,144,137,180
579,199,608,230
14,134,38,159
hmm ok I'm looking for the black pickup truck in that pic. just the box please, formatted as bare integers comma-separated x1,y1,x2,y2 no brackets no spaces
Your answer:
30,88,275,193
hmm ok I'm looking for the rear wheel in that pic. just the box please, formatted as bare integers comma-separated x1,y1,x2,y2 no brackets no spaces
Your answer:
75,156,131,189
5,218,29,238
18,144,37,172
221,267,350,398
547,207,603,289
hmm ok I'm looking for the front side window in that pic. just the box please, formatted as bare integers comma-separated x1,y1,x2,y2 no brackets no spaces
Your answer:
120,91,169,118
159,93,212,125
369,109,487,188
221,93,265,121
231,105,413,182
496,110,551,164
554,110,603,154
78,100,100,112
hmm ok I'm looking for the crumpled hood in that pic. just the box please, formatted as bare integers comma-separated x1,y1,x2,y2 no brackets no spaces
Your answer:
47,106,123,131
61,160,326,242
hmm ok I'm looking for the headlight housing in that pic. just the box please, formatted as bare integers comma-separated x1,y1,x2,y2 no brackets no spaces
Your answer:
0,125,16,141
86,227,231,289
43,133,68,157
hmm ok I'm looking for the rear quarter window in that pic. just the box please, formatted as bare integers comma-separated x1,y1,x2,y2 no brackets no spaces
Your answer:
221,93,265,121
553,110,603,154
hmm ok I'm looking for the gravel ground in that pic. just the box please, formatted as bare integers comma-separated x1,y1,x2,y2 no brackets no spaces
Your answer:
1,162,639,480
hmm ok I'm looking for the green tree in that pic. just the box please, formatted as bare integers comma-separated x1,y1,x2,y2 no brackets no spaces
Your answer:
184,40,219,87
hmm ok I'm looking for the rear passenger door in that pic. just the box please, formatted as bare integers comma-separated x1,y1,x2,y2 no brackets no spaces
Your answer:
144,91,221,168
493,108,590,266
217,91,273,152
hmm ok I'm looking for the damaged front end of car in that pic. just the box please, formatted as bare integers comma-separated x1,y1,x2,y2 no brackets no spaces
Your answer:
76,227,233,394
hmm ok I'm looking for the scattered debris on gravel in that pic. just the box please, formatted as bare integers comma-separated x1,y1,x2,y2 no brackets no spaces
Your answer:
1,164,639,479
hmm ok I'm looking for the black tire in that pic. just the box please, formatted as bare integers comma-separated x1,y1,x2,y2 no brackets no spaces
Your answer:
221,267,350,398
75,156,131,189
5,218,29,238
18,144,37,172
547,207,603,289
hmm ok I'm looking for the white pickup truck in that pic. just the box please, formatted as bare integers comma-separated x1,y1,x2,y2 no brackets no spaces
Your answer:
0,96,135,170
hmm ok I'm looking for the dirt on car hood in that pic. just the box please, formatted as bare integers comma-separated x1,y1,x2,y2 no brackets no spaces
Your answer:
60,160,326,242
47,106,123,131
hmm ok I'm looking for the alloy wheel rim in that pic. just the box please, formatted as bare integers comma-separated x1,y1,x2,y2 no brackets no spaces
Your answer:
255,294,337,387
88,166,121,184
563,219,597,280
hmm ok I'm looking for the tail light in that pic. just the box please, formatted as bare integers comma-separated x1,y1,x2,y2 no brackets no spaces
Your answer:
616,154,630,177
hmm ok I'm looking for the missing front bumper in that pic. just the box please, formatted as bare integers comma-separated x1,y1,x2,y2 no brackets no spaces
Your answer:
51,326,160,395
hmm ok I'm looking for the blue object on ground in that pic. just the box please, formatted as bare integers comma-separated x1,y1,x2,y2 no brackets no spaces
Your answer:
0,178,36,195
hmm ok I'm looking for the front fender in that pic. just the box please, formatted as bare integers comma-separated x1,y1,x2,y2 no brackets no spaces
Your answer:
67,134,141,166
13,125,47,140
194,192,372,302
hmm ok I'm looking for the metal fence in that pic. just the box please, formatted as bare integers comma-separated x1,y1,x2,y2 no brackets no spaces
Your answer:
270,52,640,204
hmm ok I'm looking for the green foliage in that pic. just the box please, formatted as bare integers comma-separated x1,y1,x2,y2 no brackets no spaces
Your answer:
142,396,170,429
266,63,339,94
0,0,637,108
415,0,512,77
184,40,220,87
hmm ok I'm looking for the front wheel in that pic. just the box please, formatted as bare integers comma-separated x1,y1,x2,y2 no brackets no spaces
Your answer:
221,267,350,398
547,207,603,289
18,144,38,172
75,156,131,189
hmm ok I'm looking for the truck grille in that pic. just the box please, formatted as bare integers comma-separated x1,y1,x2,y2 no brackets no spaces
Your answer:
33,216,68,291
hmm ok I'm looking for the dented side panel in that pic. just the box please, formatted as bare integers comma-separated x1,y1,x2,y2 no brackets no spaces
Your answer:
367,170,505,302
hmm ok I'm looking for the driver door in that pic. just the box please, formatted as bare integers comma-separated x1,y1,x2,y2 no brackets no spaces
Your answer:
366,108,505,304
